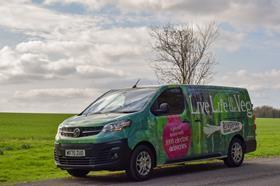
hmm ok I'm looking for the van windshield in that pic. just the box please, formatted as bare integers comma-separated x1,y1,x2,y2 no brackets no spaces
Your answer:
82,88,157,115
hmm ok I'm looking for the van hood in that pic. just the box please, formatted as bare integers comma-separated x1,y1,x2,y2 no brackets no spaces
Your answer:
62,113,131,127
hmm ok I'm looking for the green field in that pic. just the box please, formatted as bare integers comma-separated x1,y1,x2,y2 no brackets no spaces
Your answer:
0,113,279,185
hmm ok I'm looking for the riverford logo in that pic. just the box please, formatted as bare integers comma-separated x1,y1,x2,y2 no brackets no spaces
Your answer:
73,128,81,137
203,121,243,137
220,121,243,135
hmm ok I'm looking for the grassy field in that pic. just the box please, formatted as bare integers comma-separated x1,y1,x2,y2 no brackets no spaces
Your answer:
0,113,74,185
0,113,279,185
247,118,280,158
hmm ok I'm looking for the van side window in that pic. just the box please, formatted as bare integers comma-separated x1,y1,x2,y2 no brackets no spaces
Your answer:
151,88,185,116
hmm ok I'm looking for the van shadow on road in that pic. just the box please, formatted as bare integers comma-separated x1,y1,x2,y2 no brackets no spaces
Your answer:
56,161,243,185
21,159,280,186
86,161,228,183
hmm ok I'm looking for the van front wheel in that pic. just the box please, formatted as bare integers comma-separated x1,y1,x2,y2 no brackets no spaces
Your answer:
126,145,154,181
224,138,244,167
67,169,90,177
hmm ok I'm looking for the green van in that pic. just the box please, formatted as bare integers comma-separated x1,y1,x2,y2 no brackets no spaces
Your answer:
54,85,257,181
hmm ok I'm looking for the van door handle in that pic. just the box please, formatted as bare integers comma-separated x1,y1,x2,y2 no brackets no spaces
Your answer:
194,119,201,122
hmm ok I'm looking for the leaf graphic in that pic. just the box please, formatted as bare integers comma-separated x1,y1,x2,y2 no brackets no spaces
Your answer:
203,124,221,138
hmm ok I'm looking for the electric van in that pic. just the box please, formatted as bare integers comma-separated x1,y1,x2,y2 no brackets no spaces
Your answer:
54,85,257,181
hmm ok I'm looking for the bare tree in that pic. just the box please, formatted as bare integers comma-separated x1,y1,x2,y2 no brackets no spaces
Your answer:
150,22,218,84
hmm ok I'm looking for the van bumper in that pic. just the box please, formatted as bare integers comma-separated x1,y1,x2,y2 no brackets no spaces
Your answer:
54,139,131,171
245,139,257,153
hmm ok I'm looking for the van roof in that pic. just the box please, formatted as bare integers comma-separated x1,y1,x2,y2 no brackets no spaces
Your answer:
124,84,247,91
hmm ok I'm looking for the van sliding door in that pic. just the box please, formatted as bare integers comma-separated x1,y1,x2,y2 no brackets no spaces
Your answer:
151,87,192,162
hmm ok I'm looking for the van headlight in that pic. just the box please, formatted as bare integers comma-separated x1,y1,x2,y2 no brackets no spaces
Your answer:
56,124,63,136
102,120,131,133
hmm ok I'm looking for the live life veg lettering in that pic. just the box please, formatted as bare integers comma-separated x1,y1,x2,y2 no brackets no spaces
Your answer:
189,94,253,117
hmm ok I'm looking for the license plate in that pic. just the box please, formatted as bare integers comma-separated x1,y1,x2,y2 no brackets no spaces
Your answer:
65,149,85,157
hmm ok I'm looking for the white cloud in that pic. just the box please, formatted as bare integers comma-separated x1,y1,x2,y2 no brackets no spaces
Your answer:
126,0,280,33
213,68,280,107
76,65,124,78
0,0,279,112
0,44,130,83
273,84,280,90
114,0,231,14
14,88,99,100
0,1,100,39
43,0,113,10
43,0,280,33
215,30,245,52
236,69,247,77
0,3,152,84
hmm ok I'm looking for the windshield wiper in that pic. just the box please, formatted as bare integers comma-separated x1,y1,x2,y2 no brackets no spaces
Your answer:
87,110,138,116
111,110,138,113
87,111,108,116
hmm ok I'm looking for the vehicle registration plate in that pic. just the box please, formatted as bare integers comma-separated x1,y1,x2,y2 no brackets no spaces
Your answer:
65,149,85,157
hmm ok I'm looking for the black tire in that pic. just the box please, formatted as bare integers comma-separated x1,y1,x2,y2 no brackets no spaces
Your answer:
67,169,90,177
126,145,155,181
224,138,245,167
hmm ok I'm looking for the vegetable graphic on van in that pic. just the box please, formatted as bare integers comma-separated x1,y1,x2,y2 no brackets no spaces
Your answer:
54,85,257,181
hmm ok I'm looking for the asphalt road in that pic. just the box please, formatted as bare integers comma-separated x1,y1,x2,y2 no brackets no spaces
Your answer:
19,158,280,186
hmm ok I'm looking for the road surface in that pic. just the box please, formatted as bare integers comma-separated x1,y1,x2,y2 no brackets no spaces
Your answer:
19,158,280,186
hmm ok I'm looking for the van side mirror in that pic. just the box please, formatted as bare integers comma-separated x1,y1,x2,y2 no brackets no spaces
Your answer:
155,102,169,115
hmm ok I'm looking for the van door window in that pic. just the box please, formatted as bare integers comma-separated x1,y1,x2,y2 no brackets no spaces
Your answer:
151,88,185,116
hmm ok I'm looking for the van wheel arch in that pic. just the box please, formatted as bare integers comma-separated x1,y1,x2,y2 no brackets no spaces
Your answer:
224,135,245,167
133,141,157,167
231,134,246,150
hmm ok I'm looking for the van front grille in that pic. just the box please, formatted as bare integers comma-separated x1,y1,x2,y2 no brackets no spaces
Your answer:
60,126,103,137
54,145,118,166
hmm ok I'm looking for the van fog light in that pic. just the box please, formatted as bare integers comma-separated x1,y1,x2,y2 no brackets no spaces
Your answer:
112,152,119,160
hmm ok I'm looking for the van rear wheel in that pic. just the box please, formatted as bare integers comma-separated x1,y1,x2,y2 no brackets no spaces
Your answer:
126,145,154,181
224,138,244,167
67,169,90,177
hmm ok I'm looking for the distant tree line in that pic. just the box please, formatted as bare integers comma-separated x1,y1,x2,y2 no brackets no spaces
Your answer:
254,106,280,118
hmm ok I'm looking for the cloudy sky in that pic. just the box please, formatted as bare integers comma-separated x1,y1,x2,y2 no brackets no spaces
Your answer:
0,0,279,113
